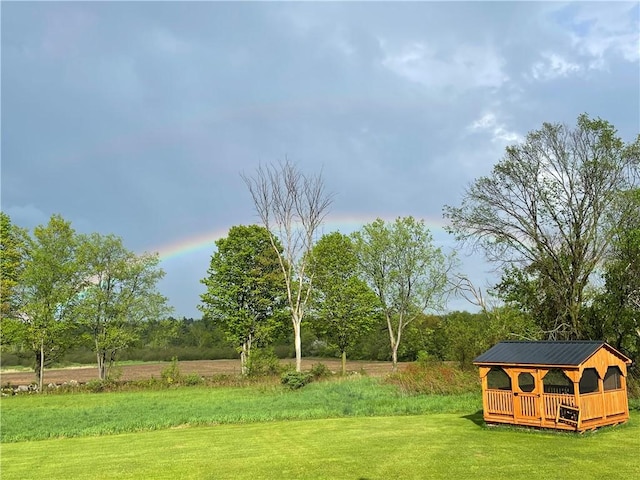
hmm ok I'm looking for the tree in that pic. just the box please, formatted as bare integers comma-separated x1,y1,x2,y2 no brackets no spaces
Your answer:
199,225,287,374
14,215,86,390
589,189,640,371
309,232,380,375
352,217,453,371
77,233,171,380
444,114,640,339
0,212,29,319
444,307,539,369
241,160,333,372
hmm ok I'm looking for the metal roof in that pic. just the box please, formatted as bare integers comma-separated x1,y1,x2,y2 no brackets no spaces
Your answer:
473,341,608,366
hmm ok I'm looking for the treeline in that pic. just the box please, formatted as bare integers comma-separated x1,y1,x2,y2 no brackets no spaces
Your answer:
1,308,536,371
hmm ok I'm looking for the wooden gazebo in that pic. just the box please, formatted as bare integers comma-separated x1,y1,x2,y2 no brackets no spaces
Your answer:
473,341,632,432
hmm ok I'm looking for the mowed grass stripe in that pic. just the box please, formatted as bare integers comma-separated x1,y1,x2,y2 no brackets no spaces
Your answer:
2,413,639,480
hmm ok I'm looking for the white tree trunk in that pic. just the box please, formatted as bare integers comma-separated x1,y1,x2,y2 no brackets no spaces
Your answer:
293,319,302,372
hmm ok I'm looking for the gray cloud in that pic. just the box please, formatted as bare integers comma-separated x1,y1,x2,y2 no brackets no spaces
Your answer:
2,1,638,317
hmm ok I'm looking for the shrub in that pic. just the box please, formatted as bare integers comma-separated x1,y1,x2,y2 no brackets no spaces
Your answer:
183,373,205,386
310,362,332,379
247,348,282,377
161,357,182,385
281,371,313,389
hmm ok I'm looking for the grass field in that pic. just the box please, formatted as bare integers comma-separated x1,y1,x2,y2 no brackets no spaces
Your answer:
2,376,639,479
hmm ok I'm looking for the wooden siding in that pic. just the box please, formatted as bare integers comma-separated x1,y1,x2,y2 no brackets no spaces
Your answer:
582,347,629,378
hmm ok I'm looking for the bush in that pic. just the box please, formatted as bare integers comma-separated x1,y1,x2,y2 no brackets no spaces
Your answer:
310,362,332,379
183,373,205,386
161,357,182,385
247,348,282,377
281,371,313,389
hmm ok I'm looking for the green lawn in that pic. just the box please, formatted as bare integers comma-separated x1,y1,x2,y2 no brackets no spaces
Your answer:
2,413,639,479
1,378,638,479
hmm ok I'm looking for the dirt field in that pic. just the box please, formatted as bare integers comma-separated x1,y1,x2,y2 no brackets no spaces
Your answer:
1,358,406,386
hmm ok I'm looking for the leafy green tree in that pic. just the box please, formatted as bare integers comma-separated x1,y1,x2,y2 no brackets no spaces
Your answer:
242,160,333,372
444,307,539,369
444,114,640,339
0,212,29,319
14,215,86,390
352,217,453,371
77,233,171,380
199,225,287,374
309,232,381,374
589,189,640,370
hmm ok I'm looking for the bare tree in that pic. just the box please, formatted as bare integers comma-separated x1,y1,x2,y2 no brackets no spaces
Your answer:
444,114,639,339
241,160,333,372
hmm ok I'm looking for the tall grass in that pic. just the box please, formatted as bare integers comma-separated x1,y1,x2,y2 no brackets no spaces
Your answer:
0,377,480,443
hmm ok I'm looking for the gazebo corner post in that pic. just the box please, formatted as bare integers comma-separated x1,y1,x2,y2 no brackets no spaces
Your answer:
478,366,490,423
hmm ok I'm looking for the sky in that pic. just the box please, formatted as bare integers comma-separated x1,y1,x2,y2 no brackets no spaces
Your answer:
2,1,639,319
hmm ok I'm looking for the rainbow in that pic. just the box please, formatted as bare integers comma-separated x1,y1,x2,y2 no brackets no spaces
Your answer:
151,213,450,263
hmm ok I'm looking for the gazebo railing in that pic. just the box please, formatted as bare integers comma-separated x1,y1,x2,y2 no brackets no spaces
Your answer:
542,393,575,419
485,390,513,415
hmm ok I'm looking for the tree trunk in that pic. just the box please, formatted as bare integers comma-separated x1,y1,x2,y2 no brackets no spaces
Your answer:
97,349,107,381
385,312,399,372
391,343,399,373
240,342,248,376
341,350,347,376
38,339,45,392
293,318,302,372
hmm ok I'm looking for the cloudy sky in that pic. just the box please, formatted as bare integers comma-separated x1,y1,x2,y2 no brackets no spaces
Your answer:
2,1,639,318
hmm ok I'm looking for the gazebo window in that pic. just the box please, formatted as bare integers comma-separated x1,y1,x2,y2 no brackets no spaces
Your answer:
487,367,511,390
604,366,622,391
543,369,574,395
579,368,599,394
518,372,535,392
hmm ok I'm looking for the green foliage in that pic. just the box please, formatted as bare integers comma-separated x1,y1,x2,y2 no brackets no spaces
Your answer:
281,370,313,389
0,212,29,320
352,216,454,369
76,233,171,380
199,225,287,374
587,188,640,372
386,362,480,395
309,232,381,373
309,362,332,379
161,356,182,385
444,308,540,369
14,214,87,390
246,348,282,377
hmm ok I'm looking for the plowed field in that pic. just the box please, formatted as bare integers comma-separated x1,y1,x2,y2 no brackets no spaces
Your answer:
1,358,404,386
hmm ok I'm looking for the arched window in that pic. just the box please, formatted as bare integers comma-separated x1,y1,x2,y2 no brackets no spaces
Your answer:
604,366,622,391
543,369,574,395
579,368,599,394
487,367,511,390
